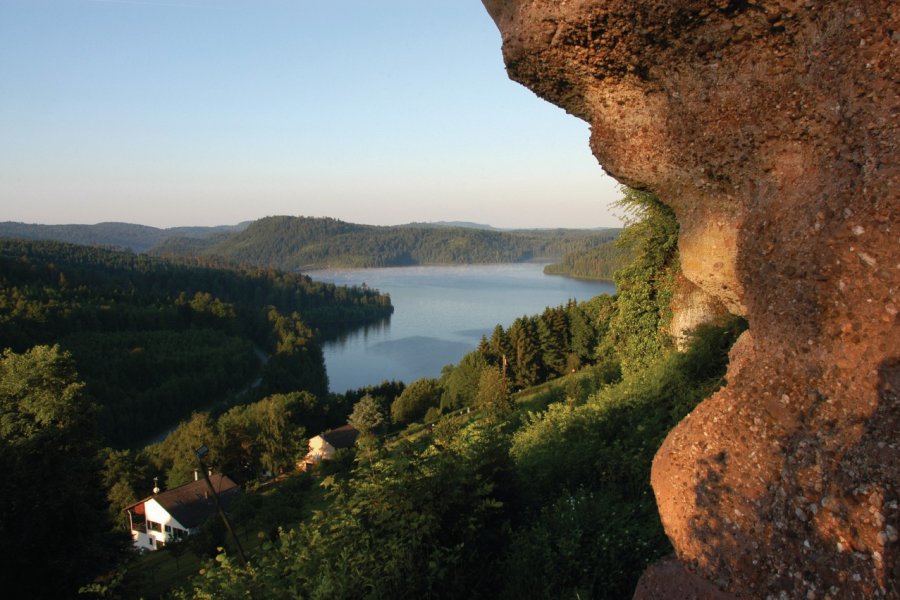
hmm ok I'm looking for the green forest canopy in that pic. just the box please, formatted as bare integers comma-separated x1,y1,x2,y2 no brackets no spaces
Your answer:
0,220,250,253
543,238,633,281
0,239,392,446
150,216,621,269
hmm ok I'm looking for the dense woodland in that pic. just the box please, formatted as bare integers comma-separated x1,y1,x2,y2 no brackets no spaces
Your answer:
543,238,633,281
0,240,392,446
150,216,621,269
0,189,744,599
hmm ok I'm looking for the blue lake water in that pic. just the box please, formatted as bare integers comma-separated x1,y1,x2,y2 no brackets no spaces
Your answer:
309,263,615,393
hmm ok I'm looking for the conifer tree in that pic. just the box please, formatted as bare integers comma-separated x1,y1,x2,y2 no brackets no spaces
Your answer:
475,367,511,419
510,318,541,388
567,302,597,364
538,307,568,376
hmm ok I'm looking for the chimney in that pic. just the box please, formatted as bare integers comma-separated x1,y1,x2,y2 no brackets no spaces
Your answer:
152,476,160,495
193,469,199,481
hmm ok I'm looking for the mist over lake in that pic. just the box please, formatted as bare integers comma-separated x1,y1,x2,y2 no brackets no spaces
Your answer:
310,263,615,393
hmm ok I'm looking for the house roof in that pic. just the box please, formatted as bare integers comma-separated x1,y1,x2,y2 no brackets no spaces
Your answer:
321,424,359,449
125,473,242,530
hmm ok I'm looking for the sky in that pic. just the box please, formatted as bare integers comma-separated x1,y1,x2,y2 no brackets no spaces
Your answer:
0,0,623,229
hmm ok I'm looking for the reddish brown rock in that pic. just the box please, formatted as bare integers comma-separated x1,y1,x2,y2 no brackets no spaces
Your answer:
483,1,899,598
634,557,736,600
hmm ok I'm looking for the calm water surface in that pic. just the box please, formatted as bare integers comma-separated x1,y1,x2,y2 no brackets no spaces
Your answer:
310,263,615,393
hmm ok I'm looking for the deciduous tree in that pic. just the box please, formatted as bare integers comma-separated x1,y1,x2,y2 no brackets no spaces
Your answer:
348,394,384,437
391,378,441,424
0,345,124,598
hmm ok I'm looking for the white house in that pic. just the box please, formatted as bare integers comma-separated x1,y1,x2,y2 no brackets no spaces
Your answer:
124,472,241,551
300,424,359,469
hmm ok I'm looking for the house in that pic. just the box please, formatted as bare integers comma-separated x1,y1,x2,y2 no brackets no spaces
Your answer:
124,471,241,551
300,424,359,469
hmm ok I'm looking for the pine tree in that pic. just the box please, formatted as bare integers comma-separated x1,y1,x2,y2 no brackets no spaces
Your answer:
440,352,488,411
510,318,541,388
474,367,511,419
567,303,597,364
538,307,568,376
477,335,492,361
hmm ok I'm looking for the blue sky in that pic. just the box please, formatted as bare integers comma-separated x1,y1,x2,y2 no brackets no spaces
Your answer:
0,0,622,229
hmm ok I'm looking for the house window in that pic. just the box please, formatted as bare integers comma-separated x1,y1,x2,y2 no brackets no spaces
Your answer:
147,521,163,533
165,525,173,534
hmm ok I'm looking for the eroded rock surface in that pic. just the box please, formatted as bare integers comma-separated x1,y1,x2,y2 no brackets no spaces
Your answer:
483,1,898,597
669,273,731,350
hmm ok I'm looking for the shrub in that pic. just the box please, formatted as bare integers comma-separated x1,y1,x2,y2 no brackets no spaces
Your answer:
390,378,441,424
505,320,744,596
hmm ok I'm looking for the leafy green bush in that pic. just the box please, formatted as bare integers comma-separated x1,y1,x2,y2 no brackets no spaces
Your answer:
505,319,744,597
439,351,488,411
390,378,442,424
502,487,666,600
423,406,442,424
607,187,679,376
179,421,513,599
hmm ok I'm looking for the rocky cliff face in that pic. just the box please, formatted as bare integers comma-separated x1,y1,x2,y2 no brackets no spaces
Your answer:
483,1,898,597
669,273,731,350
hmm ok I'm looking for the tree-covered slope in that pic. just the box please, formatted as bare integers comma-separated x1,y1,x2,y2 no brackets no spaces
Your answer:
0,220,250,252
543,238,633,281
0,239,392,446
150,216,621,269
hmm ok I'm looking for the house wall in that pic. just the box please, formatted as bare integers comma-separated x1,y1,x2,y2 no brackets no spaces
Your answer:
306,435,336,464
130,498,189,551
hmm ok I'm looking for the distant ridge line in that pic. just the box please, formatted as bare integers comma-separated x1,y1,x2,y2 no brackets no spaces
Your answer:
0,221,252,253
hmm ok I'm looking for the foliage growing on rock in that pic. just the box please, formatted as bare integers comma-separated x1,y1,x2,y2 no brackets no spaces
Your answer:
607,187,679,376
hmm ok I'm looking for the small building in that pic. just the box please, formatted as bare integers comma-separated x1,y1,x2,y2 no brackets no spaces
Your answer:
124,472,241,551
300,424,359,469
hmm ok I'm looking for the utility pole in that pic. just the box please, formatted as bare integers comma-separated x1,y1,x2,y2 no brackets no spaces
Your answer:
194,444,248,564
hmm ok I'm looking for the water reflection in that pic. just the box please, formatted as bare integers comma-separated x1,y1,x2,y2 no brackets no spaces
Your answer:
319,315,392,346
312,263,615,393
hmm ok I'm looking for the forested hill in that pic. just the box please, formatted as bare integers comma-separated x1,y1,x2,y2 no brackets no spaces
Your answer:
149,216,621,269
0,238,392,446
543,239,633,281
0,220,250,253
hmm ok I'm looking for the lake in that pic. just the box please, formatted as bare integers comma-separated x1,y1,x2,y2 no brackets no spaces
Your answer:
310,263,615,393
